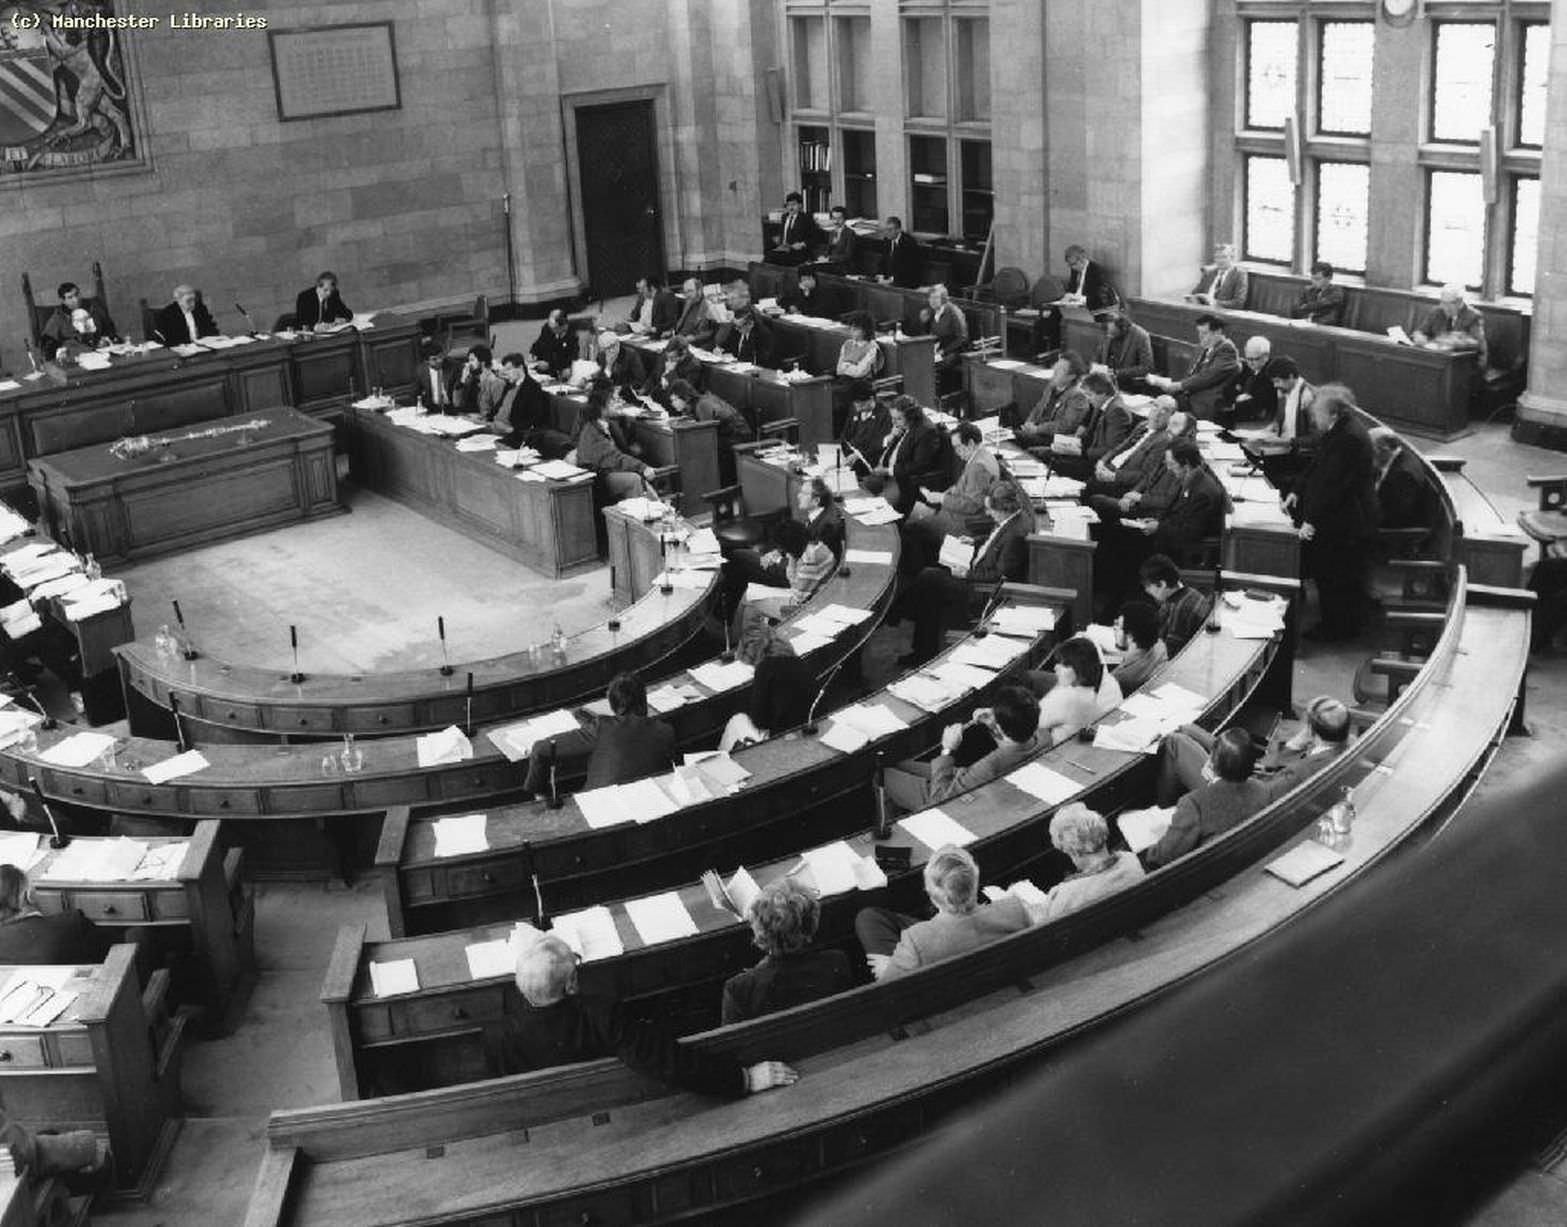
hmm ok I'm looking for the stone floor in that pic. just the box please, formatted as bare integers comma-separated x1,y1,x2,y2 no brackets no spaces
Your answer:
82,418,1567,1226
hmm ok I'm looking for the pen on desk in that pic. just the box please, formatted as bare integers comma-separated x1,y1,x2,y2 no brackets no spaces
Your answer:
1063,758,1098,775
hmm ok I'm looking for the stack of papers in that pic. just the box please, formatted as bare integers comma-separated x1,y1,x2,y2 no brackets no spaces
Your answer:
552,905,625,960
0,832,43,872
38,730,116,767
843,548,893,565
689,659,754,693
625,891,699,945
663,754,751,805
368,959,419,998
1220,592,1287,640
29,572,90,601
1081,623,1126,664
464,937,515,980
887,673,957,714
416,725,473,768
950,636,1027,671
702,865,761,919
938,535,974,572
40,837,147,882
454,435,497,452
982,879,1051,911
485,709,580,762
923,659,994,695
988,605,1057,638
143,749,209,783
1092,716,1166,754
0,706,43,751
648,682,702,714
1118,805,1176,854
834,703,908,738
431,814,489,858
788,841,886,896
819,719,871,756
1265,840,1346,887
898,808,979,850
0,976,78,1027
0,506,30,544
533,460,589,480
575,777,682,829
1006,762,1080,805
843,496,901,525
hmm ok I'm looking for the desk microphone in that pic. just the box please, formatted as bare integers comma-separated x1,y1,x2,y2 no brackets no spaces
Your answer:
972,581,1006,639
289,624,305,684
521,841,551,929
172,599,197,658
437,616,454,676
544,738,563,811
234,302,260,336
801,660,846,736
872,751,892,841
168,692,190,752
19,689,57,732
27,776,68,850
465,672,474,738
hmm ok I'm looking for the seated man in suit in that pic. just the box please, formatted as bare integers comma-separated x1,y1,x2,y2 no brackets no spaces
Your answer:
1139,552,1213,657
626,275,681,338
452,345,505,417
1144,728,1271,869
1412,283,1488,368
1013,350,1092,447
1048,371,1134,480
891,481,1037,665
1110,599,1169,696
1290,261,1348,327
574,397,656,503
882,684,1044,812
855,844,1034,982
491,353,572,457
1086,409,1194,526
523,671,678,798
153,284,219,345
1060,245,1119,312
1097,311,1155,394
1137,437,1229,560
713,305,774,368
918,284,969,371
671,278,717,346
1146,313,1241,420
1081,396,1178,505
865,395,946,515
498,929,797,1096
1156,694,1352,806
414,340,458,412
294,270,353,331
39,281,119,360
1216,335,1278,426
721,879,854,1025
641,333,705,406
839,380,892,475
902,421,1002,571
778,267,835,319
771,191,821,264
581,331,647,399
1369,427,1428,530
529,309,577,380
1186,242,1249,310
878,215,923,289
822,204,857,267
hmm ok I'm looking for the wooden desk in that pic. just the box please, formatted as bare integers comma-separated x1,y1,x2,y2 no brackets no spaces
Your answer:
602,504,672,607
763,309,939,413
343,404,596,578
632,419,719,517
26,821,253,1029
28,408,339,566
0,946,182,1195
0,1168,86,1227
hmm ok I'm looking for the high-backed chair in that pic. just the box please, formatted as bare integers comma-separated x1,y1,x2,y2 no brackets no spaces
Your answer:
22,262,109,349
439,295,491,353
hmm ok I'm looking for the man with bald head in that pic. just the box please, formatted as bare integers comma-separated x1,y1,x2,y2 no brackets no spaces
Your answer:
153,284,220,345
492,931,799,1097
1218,335,1278,426
1412,283,1488,368
1155,694,1353,807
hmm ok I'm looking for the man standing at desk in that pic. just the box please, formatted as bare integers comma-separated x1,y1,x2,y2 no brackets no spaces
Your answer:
1060,246,1119,312
530,310,576,380
772,192,821,264
1290,262,1347,327
879,216,923,288
39,282,119,360
294,271,353,331
1412,284,1488,367
152,285,219,345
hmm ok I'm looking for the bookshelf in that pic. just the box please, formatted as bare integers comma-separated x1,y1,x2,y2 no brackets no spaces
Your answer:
842,128,877,220
797,125,832,216
910,134,949,236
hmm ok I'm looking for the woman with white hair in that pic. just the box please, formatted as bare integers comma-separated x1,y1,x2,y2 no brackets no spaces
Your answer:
854,844,1032,982
495,932,798,1097
1029,803,1145,923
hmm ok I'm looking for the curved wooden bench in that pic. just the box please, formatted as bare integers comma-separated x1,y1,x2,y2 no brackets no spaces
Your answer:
244,572,1531,1226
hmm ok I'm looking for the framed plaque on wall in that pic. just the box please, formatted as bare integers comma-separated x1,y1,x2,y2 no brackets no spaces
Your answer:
268,22,401,122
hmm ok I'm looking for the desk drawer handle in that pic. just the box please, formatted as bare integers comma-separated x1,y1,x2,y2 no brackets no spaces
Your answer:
298,718,310,727
0,1051,10,1063
451,1007,468,1021
70,786,83,796
101,904,117,916
226,712,238,720
480,872,494,885
218,800,230,810
377,715,389,725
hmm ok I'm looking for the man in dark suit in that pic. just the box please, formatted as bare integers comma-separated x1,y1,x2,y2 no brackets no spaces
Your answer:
627,276,681,338
495,930,797,1096
878,216,923,288
869,396,946,514
1061,246,1119,312
1217,336,1278,426
152,284,219,345
493,354,572,457
894,481,1035,664
39,281,119,360
293,271,353,330
523,672,677,797
772,192,821,264
1098,312,1155,393
823,205,856,267
713,307,774,368
670,278,716,347
1141,441,1227,559
778,268,837,319
530,309,577,379
1369,427,1428,531
1051,372,1135,481
414,341,458,411
1147,313,1241,420
1284,383,1379,642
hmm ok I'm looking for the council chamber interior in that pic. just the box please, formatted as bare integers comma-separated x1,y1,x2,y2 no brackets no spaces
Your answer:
0,1,1564,1225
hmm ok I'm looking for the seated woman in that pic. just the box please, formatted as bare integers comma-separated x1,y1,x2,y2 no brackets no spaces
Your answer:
1027,803,1145,923
522,672,677,798
1144,727,1271,869
573,396,656,504
721,879,854,1024
882,685,1043,812
1035,636,1122,744
1109,600,1168,696
855,844,1033,982
737,519,836,630
719,624,814,752
835,310,883,382
0,865,112,965
495,931,798,1097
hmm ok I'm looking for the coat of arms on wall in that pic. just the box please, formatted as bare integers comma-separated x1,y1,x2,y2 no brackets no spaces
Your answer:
0,0,137,178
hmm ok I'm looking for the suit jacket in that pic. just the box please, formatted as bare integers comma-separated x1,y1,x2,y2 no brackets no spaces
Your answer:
1157,584,1212,655
294,287,353,329
1291,284,1347,327
1272,379,1318,443
928,733,1043,805
880,418,944,488
882,233,923,288
455,366,507,418
576,422,647,477
840,403,892,469
779,285,838,319
1146,778,1271,867
1194,264,1249,310
805,503,847,559
0,911,111,965
1151,466,1227,554
922,302,969,359
1066,261,1119,312
1377,450,1428,530
713,319,774,368
630,289,682,337
1297,414,1378,541
530,325,576,377
1221,365,1278,422
721,949,854,1025
1102,425,1170,491
1416,303,1488,367
776,209,822,253
1021,382,1092,440
1178,337,1242,419
673,297,716,346
967,512,1032,585
493,374,552,433
692,392,754,447
939,448,1001,518
40,301,119,358
1082,396,1135,462
595,346,647,397
584,712,677,789
415,361,458,410
882,897,1033,980
153,299,219,345
493,989,745,1096
1100,323,1154,385
824,224,856,265
1259,741,1348,802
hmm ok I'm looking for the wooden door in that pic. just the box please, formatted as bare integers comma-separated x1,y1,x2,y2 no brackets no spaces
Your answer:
575,101,665,298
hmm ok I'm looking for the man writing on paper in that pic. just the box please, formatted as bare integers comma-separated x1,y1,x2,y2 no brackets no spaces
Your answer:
522,672,677,799
293,270,353,331
152,284,220,345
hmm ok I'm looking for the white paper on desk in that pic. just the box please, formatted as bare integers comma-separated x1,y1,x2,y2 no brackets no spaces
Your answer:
1006,762,1081,806
619,776,682,824
416,725,473,768
1203,442,1245,462
1093,716,1164,754
142,749,208,784
796,841,865,897
433,814,490,858
29,572,90,600
924,660,994,695
454,434,497,452
887,674,955,714
625,891,699,945
685,527,721,557
689,660,754,693
743,582,791,613
989,605,1057,637
694,752,750,790
0,380,18,393
819,720,871,756
19,988,76,1028
899,808,978,850
1118,806,1176,855
575,785,635,830
45,837,145,882
0,595,32,621
1151,681,1207,712
552,905,625,961
843,549,894,565
951,636,1027,672
647,685,693,714
369,959,420,998
129,843,184,881
853,504,903,526
38,730,116,768
1265,840,1346,888
485,709,578,762
784,629,833,656
813,604,874,627
0,832,42,871
1081,623,1125,664
834,703,907,739
0,611,40,638
534,460,588,480
464,938,514,981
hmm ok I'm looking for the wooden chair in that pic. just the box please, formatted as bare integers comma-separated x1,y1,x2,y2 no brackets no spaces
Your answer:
968,266,1030,311
700,484,771,554
22,261,108,349
758,417,800,445
1351,608,1445,709
438,295,491,353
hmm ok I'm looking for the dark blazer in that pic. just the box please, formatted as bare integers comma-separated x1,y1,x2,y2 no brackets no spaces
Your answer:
1377,450,1429,530
967,512,1032,584
1220,365,1278,423
632,289,682,337
294,287,353,329
153,299,219,345
40,302,119,358
824,224,856,265
1066,261,1119,312
530,325,576,378
1177,337,1242,419
779,284,838,319
840,403,891,469
692,392,754,447
672,297,716,346
1297,414,1378,541
882,233,924,288
596,347,647,398
576,421,647,476
880,418,944,488
1083,395,1135,462
721,949,854,1025
0,911,112,965
1100,322,1154,385
585,712,677,789
493,990,746,1096
776,209,822,254
413,360,459,411
1146,778,1272,868
1151,466,1227,554
713,318,774,368
1157,583,1212,656
806,503,847,559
